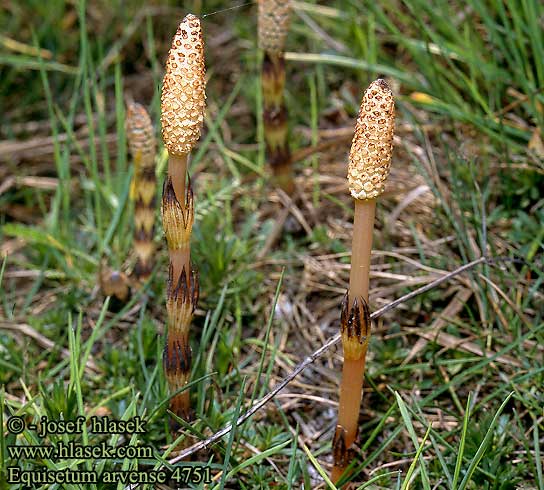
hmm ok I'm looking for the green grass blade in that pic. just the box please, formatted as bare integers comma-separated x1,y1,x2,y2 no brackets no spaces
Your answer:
287,425,299,490
301,439,337,490
251,269,284,402
452,393,472,489
458,392,514,490
223,439,291,482
401,423,432,490
217,378,247,490
534,420,544,490
395,392,431,490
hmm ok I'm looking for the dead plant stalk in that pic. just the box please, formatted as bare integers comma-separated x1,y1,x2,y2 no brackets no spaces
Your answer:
332,79,395,484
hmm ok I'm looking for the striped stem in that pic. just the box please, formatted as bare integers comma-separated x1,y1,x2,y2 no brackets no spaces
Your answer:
126,102,157,281
161,170,196,421
163,261,199,423
262,51,292,194
258,0,293,194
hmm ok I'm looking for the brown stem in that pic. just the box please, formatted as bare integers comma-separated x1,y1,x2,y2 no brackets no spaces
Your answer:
168,153,188,205
262,51,292,194
332,198,376,485
337,356,367,447
163,330,192,425
348,199,376,306
165,151,194,425
331,355,367,484
170,246,191,292
170,390,191,423
167,153,191,287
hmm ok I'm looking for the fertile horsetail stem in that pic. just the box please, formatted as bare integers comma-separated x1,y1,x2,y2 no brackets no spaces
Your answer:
160,13,205,423
126,102,156,281
258,0,293,194
332,79,395,485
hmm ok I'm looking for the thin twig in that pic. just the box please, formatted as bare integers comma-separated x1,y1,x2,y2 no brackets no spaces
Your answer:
168,255,488,463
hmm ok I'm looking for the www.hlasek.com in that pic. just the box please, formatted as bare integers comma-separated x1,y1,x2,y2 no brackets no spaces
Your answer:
6,415,212,486
8,440,153,459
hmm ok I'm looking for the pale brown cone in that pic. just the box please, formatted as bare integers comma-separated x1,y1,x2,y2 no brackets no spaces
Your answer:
258,0,292,54
126,102,156,167
161,14,206,156
348,79,395,200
